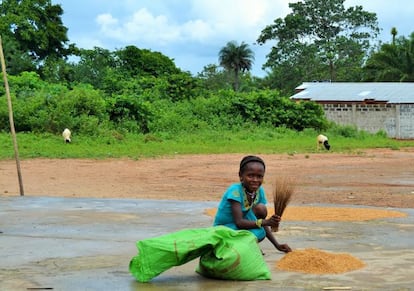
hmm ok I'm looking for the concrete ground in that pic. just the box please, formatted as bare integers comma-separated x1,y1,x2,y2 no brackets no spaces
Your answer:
1,196,413,291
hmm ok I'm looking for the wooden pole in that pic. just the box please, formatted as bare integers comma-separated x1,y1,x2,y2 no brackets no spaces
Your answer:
0,35,24,196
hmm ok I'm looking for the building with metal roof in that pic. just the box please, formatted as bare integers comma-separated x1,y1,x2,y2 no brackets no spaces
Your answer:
291,82,414,139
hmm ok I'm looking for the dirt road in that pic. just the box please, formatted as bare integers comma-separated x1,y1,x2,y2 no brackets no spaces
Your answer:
1,148,414,208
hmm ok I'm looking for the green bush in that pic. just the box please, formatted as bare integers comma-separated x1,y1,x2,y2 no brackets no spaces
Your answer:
1,70,328,136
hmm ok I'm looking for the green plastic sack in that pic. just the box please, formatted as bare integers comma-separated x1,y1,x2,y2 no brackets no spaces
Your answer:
129,226,271,282
195,228,271,281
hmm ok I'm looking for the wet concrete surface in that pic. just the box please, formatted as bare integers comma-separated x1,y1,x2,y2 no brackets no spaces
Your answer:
1,196,413,291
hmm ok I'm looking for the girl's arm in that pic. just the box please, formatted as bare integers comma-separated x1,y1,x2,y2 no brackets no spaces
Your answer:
264,226,292,253
230,200,258,229
230,200,281,229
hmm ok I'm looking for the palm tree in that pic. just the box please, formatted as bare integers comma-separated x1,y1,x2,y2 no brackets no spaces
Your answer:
363,32,414,82
219,41,254,91
391,27,398,45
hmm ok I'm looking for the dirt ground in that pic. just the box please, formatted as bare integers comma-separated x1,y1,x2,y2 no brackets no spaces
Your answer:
1,148,414,208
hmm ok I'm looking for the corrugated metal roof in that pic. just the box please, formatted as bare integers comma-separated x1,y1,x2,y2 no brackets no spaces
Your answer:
291,82,414,103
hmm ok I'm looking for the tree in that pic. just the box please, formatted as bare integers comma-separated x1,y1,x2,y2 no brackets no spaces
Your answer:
197,64,232,91
219,41,254,91
71,47,116,89
114,45,180,78
38,56,76,84
0,0,74,74
257,0,379,90
362,32,414,82
0,34,36,74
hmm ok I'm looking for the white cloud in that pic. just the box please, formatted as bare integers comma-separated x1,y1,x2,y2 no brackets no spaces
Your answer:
181,20,215,42
96,13,118,28
192,0,271,26
189,0,290,38
96,9,176,45
95,0,290,48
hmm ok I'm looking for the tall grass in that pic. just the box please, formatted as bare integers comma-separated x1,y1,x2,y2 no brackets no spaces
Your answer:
0,126,413,160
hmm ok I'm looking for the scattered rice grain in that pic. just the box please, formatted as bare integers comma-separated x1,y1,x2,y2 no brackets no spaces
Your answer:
205,206,406,221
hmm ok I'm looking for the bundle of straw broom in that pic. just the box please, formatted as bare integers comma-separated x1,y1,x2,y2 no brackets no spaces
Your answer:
272,176,295,232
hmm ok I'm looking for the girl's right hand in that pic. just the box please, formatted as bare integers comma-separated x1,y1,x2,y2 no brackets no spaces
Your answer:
265,215,281,227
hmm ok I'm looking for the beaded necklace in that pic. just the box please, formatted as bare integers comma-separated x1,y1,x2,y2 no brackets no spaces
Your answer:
244,188,257,206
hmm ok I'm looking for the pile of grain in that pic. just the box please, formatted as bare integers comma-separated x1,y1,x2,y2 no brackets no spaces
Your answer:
276,248,365,274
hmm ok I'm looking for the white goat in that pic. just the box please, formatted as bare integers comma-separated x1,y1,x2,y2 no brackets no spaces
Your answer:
317,134,330,150
62,128,71,143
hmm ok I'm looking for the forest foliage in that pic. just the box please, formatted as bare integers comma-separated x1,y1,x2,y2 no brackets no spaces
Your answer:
1,0,413,139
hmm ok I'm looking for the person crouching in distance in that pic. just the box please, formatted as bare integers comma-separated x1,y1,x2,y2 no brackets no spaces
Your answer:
62,128,71,143
317,134,330,150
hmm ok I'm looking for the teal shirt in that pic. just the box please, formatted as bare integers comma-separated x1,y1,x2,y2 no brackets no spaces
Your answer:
213,183,267,240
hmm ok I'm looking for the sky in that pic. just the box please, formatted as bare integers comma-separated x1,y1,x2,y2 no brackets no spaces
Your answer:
51,0,414,77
